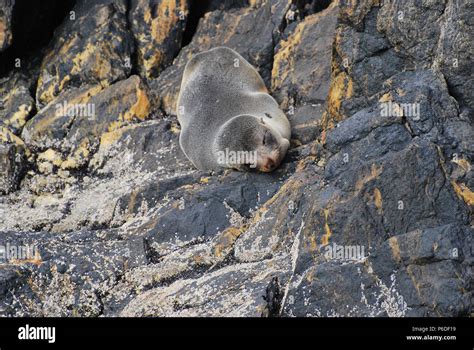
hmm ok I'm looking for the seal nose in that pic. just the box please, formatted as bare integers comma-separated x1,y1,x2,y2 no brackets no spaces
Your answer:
261,157,276,172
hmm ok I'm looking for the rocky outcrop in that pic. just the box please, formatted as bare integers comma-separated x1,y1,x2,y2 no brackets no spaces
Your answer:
0,71,36,135
0,127,27,194
0,0,14,52
272,1,338,145
129,0,189,79
35,0,134,106
149,0,291,114
0,0,472,317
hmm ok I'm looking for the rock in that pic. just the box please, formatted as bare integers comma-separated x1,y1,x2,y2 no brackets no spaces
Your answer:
129,0,189,79
281,260,411,317
367,223,473,316
376,0,445,64
0,229,148,316
270,2,338,145
287,104,324,146
23,75,150,170
0,0,14,51
149,0,290,114
375,0,474,115
0,127,26,194
326,1,405,124
0,71,36,135
138,165,293,256
65,75,151,160
208,0,248,11
23,84,103,151
36,0,134,106
272,2,337,108
119,255,292,317
434,0,474,115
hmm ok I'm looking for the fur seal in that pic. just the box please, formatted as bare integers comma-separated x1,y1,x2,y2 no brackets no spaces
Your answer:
176,47,291,172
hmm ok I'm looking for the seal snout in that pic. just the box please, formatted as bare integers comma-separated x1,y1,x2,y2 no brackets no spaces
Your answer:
260,156,277,172
257,137,290,172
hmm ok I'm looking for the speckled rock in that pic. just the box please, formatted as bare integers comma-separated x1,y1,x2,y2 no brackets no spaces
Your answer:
149,0,291,114
271,2,337,145
36,0,134,106
129,0,189,79
0,72,36,135
23,75,150,171
0,0,14,51
0,127,26,194
120,255,292,317
272,2,337,108
0,229,148,316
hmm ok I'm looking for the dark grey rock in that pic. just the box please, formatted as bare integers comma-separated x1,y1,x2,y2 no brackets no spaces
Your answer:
35,0,134,106
0,142,25,194
0,0,14,51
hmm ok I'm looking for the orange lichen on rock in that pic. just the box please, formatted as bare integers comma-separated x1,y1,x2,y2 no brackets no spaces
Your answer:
388,236,402,264
325,70,354,126
452,158,471,173
321,208,332,246
271,21,305,92
99,123,136,147
212,227,245,258
121,82,151,122
132,0,188,78
355,164,383,192
451,181,474,206
373,188,383,214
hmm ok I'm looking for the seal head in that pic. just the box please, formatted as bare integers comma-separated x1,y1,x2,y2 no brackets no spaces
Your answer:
213,115,290,172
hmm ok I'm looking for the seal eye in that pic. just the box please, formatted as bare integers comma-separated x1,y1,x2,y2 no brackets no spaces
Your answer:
262,130,268,145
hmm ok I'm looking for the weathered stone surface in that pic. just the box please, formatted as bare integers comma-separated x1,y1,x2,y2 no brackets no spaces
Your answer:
434,0,474,115
271,2,337,145
24,84,102,151
139,166,293,256
0,229,148,316
0,0,472,317
0,0,14,51
281,260,411,317
129,0,189,79
272,2,337,108
149,0,291,114
36,0,133,106
0,72,36,135
1,118,181,233
23,75,150,171
377,0,473,114
120,256,292,317
0,127,26,194
367,223,473,316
